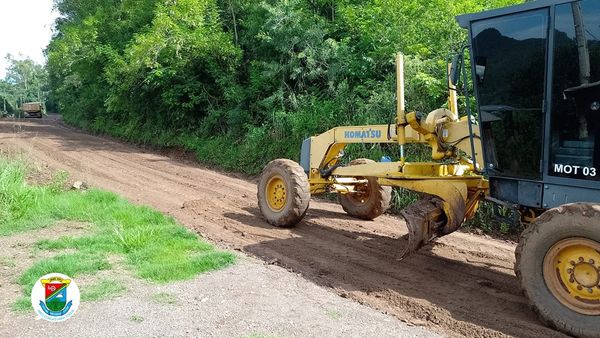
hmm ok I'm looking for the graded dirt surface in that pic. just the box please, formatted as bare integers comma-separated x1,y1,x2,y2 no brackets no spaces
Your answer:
0,116,567,338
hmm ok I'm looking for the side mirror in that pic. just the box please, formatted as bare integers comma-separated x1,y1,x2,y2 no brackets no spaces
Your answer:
450,54,463,86
475,57,487,85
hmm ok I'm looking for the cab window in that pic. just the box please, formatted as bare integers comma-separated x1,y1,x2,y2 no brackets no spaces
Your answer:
549,1,600,181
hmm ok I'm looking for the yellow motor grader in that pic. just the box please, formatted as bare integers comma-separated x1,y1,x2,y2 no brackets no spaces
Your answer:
257,1,600,336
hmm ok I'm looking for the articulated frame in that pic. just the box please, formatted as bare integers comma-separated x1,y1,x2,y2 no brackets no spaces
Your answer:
301,54,489,238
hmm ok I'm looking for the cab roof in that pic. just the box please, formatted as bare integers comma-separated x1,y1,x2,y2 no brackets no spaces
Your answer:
456,0,574,28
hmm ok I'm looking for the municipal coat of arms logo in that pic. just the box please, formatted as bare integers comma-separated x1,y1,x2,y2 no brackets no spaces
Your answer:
31,273,80,322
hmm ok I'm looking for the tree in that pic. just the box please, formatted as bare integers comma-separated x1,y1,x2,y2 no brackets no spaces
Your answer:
46,0,525,172
0,55,48,113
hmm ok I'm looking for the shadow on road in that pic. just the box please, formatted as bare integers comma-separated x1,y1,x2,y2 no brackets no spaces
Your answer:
224,206,565,338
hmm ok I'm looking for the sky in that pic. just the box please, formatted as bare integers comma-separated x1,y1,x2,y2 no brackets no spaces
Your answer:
0,0,58,79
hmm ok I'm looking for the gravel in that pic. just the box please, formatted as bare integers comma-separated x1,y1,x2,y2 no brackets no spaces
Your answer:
2,256,438,338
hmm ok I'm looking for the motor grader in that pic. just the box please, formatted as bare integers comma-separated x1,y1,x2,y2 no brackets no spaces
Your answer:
257,0,600,336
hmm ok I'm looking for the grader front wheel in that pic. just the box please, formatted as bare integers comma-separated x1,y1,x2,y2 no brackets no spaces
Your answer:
258,159,310,227
516,203,600,338
338,158,392,220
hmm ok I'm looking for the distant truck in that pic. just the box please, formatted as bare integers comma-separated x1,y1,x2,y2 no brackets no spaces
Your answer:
21,102,44,118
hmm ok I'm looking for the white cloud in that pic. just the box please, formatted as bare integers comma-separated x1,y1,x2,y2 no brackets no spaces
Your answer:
0,0,58,78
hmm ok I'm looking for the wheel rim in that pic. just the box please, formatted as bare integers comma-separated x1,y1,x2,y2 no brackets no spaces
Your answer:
543,238,600,315
266,176,287,212
347,183,371,205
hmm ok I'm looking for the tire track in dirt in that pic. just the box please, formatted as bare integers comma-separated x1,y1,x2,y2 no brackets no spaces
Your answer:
238,215,532,337
0,116,567,338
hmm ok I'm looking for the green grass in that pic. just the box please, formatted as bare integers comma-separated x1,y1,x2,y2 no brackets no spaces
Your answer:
11,297,31,313
463,201,524,237
0,158,235,310
130,315,144,323
81,278,127,301
151,292,178,305
17,252,111,301
0,256,16,268
325,309,343,320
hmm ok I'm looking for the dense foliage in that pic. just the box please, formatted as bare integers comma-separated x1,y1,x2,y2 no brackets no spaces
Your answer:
48,0,523,174
0,56,49,115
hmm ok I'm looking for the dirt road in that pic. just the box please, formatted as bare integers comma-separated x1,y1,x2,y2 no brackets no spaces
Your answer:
0,116,566,338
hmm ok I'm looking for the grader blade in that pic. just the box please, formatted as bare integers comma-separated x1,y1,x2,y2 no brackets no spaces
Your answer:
398,196,465,259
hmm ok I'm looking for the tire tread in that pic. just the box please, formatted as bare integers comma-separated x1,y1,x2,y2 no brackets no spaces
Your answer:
257,159,310,227
338,158,392,220
515,203,600,338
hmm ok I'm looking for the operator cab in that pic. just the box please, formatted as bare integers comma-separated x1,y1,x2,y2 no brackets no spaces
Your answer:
457,0,600,210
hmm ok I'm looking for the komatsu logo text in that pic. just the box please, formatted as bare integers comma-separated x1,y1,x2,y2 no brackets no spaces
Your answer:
344,130,382,139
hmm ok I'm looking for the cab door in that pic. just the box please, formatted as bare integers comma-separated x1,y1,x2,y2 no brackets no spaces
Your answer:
470,9,549,206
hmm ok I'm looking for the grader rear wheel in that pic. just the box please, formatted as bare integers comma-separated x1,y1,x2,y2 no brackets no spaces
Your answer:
258,159,310,227
338,158,392,220
516,203,600,338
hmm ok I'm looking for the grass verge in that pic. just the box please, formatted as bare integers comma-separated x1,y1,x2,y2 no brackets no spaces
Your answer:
81,279,127,301
0,157,235,310
151,292,178,305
